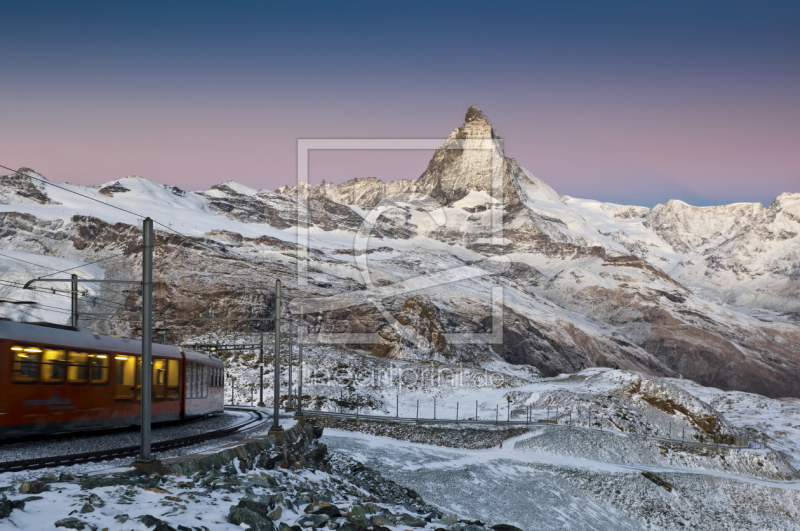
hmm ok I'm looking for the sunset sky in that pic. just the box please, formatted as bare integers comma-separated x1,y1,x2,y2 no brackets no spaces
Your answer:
2,1,798,206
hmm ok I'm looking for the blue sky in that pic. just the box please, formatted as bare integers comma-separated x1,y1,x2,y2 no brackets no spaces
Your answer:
2,1,798,206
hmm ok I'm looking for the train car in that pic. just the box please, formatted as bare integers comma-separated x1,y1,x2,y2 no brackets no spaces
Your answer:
0,319,224,438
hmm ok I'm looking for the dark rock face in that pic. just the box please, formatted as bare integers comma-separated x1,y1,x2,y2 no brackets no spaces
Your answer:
97,181,130,197
0,169,56,205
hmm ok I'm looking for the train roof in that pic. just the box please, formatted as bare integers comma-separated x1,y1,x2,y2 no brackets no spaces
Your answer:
0,320,221,365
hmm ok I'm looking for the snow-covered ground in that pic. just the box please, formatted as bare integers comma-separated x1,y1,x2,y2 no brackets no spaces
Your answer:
326,429,800,530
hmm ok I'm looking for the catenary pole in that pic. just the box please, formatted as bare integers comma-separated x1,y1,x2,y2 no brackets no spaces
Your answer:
297,306,303,415
287,318,293,410
272,280,281,431
258,331,265,407
71,274,78,327
140,217,153,461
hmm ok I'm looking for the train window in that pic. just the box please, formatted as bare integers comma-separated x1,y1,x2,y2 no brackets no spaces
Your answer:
11,346,40,383
153,359,166,400
67,351,89,383
114,355,137,400
89,354,109,384
41,349,66,383
187,362,195,399
167,359,180,400
202,365,208,398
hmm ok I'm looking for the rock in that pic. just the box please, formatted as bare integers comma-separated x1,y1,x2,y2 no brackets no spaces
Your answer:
237,495,275,517
19,480,47,494
398,513,427,527
298,514,329,528
278,523,303,531
490,525,523,531
80,503,95,514
21,496,43,503
88,493,104,507
312,426,324,438
362,502,379,513
137,514,177,530
346,505,369,526
304,501,341,517
268,505,282,520
1,496,21,519
54,518,95,530
372,514,396,526
338,524,367,531
228,506,275,531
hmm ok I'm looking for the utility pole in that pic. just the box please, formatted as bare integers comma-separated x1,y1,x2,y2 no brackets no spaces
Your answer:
269,279,282,436
71,274,78,327
295,306,304,419
134,217,155,471
258,331,265,407
286,318,294,412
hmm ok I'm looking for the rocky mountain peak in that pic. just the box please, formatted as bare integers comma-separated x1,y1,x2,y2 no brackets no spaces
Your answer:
465,104,491,125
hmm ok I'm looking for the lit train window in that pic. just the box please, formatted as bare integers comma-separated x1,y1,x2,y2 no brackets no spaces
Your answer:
67,351,89,383
153,359,166,400
167,359,180,400
89,354,109,384
11,346,40,383
42,349,66,383
114,355,137,400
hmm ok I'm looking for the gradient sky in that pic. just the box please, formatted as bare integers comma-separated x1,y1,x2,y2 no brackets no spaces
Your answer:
2,1,798,207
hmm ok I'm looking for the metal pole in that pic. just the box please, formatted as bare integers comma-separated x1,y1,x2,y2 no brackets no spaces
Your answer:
272,279,281,430
569,409,572,427
476,400,478,421
396,394,399,418
287,319,293,410
258,331,265,407
496,404,498,425
71,274,78,327
416,400,419,420
297,306,303,415
340,389,343,413
140,217,153,461
434,397,436,420
456,402,458,423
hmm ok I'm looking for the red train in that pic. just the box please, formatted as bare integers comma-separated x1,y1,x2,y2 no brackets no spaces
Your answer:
0,320,224,438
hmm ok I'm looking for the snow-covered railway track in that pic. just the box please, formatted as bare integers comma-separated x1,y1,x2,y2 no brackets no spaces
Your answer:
0,408,266,473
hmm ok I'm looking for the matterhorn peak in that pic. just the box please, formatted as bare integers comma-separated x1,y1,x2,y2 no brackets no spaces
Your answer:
465,104,491,125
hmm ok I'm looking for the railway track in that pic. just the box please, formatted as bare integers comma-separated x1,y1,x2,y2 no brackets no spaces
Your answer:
0,408,268,474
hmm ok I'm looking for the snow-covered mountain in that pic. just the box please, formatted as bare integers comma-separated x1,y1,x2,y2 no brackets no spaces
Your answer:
2,106,799,399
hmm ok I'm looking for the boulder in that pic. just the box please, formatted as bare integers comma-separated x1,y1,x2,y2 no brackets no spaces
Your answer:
19,480,47,494
228,506,275,531
490,525,523,531
298,514,329,528
346,505,369,526
304,501,341,517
